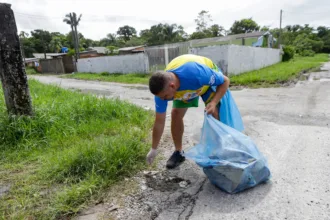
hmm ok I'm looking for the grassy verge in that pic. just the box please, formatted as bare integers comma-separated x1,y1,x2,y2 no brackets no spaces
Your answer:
62,72,151,85
0,79,153,219
60,53,329,88
230,53,329,87
26,67,38,75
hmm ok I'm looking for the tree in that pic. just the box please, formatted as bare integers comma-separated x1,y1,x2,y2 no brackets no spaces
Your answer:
117,25,137,42
139,23,185,46
0,3,33,116
66,31,84,50
317,26,329,38
106,33,117,44
50,37,62,52
229,18,260,34
124,36,145,47
261,26,270,31
194,10,212,32
63,12,82,58
80,38,94,49
317,26,330,53
106,46,119,55
209,24,225,37
20,37,36,58
190,31,209,40
30,29,52,57
19,31,29,38
293,33,324,56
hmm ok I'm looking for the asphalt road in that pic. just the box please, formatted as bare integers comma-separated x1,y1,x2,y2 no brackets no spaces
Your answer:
30,63,330,220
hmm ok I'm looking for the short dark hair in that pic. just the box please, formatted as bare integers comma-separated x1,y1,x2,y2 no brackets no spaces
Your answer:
149,71,170,95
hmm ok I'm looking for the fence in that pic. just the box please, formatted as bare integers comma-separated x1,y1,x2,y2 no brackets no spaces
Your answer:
143,31,269,72
77,53,148,73
190,45,281,75
40,58,65,74
144,42,190,72
76,31,280,75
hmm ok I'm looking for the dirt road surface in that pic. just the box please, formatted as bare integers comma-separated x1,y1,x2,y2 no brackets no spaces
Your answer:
29,63,330,220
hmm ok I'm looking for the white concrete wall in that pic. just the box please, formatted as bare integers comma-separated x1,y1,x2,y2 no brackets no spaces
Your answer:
189,45,229,74
190,45,281,75
77,53,149,74
227,45,281,75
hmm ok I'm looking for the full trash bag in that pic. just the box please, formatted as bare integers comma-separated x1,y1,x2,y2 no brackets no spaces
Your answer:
184,114,271,194
219,89,244,132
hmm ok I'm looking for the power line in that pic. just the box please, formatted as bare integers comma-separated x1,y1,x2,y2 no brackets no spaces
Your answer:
14,12,62,19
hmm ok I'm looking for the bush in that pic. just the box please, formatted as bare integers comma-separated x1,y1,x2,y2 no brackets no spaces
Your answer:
282,45,295,62
301,50,315,57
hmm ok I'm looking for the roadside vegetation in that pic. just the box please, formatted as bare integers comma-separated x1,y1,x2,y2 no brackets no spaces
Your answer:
63,72,151,85
61,53,329,88
0,79,153,219
230,53,329,87
25,67,38,75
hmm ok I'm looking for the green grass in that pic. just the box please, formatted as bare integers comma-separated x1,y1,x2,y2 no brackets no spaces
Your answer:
62,72,151,85
0,79,153,219
230,53,329,87
26,67,38,75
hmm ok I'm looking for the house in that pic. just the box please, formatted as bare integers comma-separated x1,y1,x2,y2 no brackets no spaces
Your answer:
252,31,277,48
33,53,66,59
24,58,40,67
118,45,145,55
86,47,109,54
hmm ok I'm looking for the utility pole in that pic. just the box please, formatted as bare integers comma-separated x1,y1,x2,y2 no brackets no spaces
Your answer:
278,9,283,48
0,3,33,116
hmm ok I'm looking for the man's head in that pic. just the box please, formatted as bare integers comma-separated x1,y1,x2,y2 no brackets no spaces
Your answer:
149,71,177,100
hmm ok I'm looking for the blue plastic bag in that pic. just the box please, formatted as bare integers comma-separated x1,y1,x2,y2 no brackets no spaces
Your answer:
219,89,244,132
184,114,271,194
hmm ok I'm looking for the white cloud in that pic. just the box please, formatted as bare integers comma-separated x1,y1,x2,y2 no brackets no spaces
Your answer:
2,0,330,40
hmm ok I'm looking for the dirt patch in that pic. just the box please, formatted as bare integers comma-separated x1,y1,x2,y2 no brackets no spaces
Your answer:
0,184,11,198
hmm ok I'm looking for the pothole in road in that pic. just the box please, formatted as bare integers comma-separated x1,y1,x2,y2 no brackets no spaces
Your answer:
144,171,191,192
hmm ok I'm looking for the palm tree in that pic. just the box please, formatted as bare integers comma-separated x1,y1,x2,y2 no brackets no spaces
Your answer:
63,12,82,58
162,24,179,43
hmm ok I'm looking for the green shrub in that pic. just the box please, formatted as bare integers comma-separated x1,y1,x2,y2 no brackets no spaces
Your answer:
282,45,295,62
301,49,315,57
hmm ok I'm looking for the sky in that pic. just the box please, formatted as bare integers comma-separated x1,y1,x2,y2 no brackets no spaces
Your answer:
2,0,330,40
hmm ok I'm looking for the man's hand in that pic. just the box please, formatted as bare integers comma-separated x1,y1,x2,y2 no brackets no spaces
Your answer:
146,148,158,165
205,101,217,115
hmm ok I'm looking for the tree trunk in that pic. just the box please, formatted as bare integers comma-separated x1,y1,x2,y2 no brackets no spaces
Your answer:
0,3,33,116
73,23,80,59
70,23,77,60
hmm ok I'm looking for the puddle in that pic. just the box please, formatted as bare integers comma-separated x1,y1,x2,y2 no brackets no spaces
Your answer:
0,184,11,198
144,171,191,192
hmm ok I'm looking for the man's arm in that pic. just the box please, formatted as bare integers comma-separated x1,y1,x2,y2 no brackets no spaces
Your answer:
151,112,166,149
205,75,230,115
210,75,230,105
146,112,166,165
